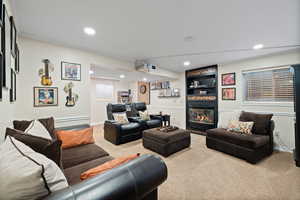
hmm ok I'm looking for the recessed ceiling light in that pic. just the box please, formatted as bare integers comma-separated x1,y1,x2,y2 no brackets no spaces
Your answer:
253,44,264,50
143,78,147,81
89,70,94,74
84,27,96,36
184,61,191,66
120,74,125,79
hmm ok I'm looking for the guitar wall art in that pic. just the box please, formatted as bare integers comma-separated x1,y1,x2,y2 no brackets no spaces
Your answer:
64,82,78,107
39,59,54,86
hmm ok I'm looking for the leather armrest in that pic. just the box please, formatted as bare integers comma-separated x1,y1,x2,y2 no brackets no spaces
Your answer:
150,115,162,120
128,117,143,123
105,120,119,124
44,154,168,200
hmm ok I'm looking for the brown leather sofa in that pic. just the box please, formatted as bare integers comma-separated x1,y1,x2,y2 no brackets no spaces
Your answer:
13,119,168,200
206,111,274,164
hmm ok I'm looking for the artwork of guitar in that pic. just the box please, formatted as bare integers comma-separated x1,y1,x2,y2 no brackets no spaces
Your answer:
66,88,76,107
41,59,53,86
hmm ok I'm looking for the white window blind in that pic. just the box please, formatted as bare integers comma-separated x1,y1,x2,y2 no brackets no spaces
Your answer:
243,67,294,102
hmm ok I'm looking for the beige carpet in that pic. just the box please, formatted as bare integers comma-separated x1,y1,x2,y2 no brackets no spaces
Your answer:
93,126,300,200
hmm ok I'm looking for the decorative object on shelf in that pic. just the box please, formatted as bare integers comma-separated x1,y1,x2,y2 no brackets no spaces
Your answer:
222,88,236,100
221,72,236,86
199,90,207,95
138,81,150,104
187,96,216,101
9,68,16,102
117,90,132,104
150,81,170,90
158,88,180,98
2,4,11,89
64,82,78,107
34,87,58,107
186,67,216,77
61,61,81,81
39,59,53,86
10,16,16,58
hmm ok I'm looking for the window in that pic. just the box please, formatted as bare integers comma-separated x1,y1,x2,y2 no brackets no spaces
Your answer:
243,67,294,102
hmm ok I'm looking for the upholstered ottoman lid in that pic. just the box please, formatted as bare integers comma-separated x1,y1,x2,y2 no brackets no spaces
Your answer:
143,128,190,144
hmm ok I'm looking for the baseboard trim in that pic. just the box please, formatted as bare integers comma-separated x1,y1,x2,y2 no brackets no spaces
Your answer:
55,116,90,124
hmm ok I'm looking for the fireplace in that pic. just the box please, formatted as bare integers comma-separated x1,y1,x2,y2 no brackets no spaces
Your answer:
189,108,215,125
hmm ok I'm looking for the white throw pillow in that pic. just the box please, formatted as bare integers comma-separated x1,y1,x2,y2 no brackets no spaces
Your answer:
113,112,129,124
218,110,241,128
139,110,150,121
0,136,68,200
25,120,52,140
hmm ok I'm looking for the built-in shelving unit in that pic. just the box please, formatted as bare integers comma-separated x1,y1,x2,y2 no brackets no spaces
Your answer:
185,65,218,134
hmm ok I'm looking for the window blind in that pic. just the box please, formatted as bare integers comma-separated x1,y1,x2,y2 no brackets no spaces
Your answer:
244,67,294,102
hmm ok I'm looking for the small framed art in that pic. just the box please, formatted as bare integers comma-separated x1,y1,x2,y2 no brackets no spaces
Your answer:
34,87,58,107
61,61,81,81
222,88,236,100
221,72,235,86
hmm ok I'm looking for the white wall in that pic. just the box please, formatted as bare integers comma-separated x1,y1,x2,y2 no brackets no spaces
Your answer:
129,73,186,128
218,50,300,152
15,37,133,128
0,0,16,142
90,78,130,125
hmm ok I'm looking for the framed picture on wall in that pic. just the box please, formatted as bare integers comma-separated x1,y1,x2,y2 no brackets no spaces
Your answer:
34,87,58,107
221,72,236,86
61,61,81,81
222,88,236,100
2,4,11,89
9,68,16,102
10,16,16,58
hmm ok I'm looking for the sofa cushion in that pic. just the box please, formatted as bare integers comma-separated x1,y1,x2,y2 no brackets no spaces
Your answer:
146,119,161,128
56,127,95,149
6,128,62,168
64,156,114,185
239,111,273,135
206,128,270,149
13,117,56,140
62,144,109,169
120,123,140,135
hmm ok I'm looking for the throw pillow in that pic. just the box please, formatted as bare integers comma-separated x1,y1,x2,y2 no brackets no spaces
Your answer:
25,120,52,140
139,110,151,120
5,128,62,168
13,117,56,140
0,136,68,200
239,111,273,135
227,120,254,134
55,127,95,149
80,153,140,180
113,112,129,124
218,110,241,128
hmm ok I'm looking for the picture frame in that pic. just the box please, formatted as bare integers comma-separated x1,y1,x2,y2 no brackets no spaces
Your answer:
34,87,58,107
10,16,16,58
61,61,81,81
221,72,236,86
15,44,19,73
222,88,236,100
2,4,10,89
9,68,16,102
0,0,3,26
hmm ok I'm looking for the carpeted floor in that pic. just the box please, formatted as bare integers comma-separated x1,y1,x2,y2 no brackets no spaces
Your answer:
93,126,300,200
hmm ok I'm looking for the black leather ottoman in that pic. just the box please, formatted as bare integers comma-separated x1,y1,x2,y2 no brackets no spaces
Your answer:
143,128,191,157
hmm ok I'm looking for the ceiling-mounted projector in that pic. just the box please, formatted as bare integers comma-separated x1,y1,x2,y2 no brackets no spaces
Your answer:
135,61,156,72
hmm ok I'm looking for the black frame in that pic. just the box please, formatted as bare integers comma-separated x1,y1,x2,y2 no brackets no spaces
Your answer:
10,16,16,58
15,43,19,72
1,4,9,88
9,68,16,102
222,88,236,100
33,87,59,107
221,72,236,86
61,61,81,81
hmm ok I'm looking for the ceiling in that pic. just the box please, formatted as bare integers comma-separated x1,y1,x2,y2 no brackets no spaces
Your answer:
13,0,300,72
